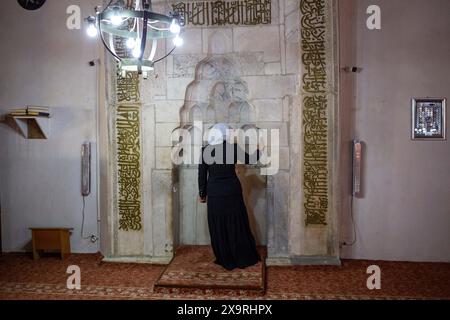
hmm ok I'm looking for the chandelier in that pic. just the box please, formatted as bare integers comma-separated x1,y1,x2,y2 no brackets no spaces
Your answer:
85,0,183,76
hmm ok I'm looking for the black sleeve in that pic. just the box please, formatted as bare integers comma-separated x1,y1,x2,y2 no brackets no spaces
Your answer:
198,147,208,198
234,143,260,165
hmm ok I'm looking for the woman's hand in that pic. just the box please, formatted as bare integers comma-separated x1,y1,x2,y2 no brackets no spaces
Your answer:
198,196,207,203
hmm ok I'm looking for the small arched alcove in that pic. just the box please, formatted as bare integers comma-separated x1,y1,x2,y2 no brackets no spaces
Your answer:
173,55,267,246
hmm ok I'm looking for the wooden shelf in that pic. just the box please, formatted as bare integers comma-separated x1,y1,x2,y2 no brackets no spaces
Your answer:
4,115,50,139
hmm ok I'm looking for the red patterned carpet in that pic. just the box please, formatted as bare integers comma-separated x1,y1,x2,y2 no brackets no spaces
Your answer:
154,246,265,293
0,250,449,300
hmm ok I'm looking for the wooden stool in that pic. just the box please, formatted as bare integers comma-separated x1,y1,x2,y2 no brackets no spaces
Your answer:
30,228,73,260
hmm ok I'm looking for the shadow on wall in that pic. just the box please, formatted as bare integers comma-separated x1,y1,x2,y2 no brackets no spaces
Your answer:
236,165,267,244
21,240,32,252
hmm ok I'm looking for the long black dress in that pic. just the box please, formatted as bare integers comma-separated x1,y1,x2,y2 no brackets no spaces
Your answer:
198,142,261,270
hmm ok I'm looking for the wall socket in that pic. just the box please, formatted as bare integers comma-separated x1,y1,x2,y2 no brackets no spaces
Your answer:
343,66,363,73
90,235,99,243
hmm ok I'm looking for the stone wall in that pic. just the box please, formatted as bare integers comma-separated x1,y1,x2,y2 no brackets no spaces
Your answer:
101,0,340,265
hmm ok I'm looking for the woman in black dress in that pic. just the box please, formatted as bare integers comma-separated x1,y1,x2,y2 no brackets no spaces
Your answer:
198,123,261,270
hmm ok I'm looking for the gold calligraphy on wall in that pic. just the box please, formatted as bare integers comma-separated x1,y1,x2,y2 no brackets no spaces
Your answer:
117,72,140,103
172,0,271,26
114,31,142,231
116,104,142,231
301,0,328,225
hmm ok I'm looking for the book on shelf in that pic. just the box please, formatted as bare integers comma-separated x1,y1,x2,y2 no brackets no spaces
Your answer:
8,108,26,113
26,111,50,117
27,106,50,112
8,110,27,116
7,106,51,117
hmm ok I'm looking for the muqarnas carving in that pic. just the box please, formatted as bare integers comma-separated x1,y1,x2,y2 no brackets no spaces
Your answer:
181,56,255,129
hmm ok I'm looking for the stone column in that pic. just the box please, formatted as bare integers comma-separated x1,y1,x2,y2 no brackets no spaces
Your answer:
268,0,340,265
101,49,173,263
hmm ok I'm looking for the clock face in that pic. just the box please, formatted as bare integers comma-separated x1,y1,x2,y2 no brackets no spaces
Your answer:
17,0,46,10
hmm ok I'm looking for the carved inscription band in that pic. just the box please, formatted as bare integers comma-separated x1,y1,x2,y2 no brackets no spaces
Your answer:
301,0,329,225
114,40,142,231
172,0,271,26
116,104,142,231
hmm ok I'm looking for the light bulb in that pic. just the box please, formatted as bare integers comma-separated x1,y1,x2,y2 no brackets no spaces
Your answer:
111,13,122,26
86,24,98,37
132,45,141,58
169,19,181,34
126,38,136,49
173,35,183,47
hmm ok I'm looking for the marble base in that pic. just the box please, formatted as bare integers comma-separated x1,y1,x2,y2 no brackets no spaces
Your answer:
102,255,173,264
266,256,341,266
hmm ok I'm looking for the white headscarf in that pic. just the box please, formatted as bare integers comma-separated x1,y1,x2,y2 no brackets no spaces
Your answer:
207,123,232,145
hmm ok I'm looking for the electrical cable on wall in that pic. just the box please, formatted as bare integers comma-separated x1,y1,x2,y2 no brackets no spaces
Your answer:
342,195,357,247
81,195,91,240
86,56,102,246
93,57,101,244
81,142,98,243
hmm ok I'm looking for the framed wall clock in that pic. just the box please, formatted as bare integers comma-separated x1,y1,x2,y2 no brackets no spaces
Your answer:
17,0,46,11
